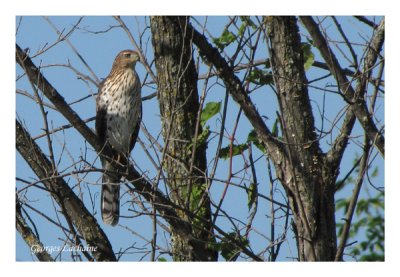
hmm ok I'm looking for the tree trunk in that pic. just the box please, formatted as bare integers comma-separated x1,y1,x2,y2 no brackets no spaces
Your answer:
150,16,217,261
266,16,337,261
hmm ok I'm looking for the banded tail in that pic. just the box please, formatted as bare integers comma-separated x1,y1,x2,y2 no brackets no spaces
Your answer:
101,160,120,226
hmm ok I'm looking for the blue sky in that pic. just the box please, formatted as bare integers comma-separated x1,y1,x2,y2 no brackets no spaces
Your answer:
15,15,384,262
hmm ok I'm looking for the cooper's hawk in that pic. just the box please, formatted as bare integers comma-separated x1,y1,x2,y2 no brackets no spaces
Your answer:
96,50,142,226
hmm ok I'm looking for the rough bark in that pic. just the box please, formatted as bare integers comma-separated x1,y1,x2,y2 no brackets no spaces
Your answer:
150,16,217,261
16,200,55,261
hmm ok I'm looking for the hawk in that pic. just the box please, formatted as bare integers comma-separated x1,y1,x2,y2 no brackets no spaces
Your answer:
96,50,142,226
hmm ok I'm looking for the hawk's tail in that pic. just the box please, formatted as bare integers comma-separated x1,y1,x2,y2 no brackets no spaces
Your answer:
101,160,120,226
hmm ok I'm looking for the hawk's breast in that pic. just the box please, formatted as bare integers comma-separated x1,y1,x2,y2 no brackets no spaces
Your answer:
100,70,141,153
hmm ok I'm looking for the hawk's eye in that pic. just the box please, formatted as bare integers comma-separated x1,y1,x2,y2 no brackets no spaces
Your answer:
124,53,131,58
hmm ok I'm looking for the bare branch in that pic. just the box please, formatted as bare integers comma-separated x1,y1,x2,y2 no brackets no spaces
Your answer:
331,16,358,68
16,44,102,152
300,16,384,157
16,200,54,261
325,17,385,178
42,16,100,84
335,134,371,261
16,120,116,261
353,16,378,29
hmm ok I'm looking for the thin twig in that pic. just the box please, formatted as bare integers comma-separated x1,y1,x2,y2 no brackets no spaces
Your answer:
212,108,242,227
43,16,100,84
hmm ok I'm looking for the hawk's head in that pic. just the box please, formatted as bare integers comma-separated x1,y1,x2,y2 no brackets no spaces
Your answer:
113,50,141,69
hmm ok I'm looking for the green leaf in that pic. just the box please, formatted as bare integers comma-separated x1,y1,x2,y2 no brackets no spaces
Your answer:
336,198,350,213
246,68,273,85
238,23,246,37
356,199,369,215
206,241,222,253
186,125,210,155
237,17,257,38
190,183,207,210
264,59,271,69
353,218,368,233
158,257,167,262
213,29,236,50
371,166,379,178
190,184,209,229
271,117,279,137
239,16,257,29
218,143,248,160
359,253,384,261
200,101,221,126
301,42,315,71
220,232,249,261
197,125,210,146
336,223,344,237
247,182,257,211
247,129,266,153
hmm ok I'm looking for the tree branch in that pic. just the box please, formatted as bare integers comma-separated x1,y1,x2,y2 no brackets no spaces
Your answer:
16,44,102,152
335,134,371,261
300,16,384,157
188,21,285,160
16,120,116,261
353,16,378,29
16,199,54,261
325,17,385,181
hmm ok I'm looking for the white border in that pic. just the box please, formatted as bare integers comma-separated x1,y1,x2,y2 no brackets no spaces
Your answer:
4,0,398,276
8,0,390,15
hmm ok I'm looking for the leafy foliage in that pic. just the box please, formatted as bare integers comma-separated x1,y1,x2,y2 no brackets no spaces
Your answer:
301,42,315,71
189,183,210,231
246,68,273,85
336,163,384,261
247,182,258,211
218,232,250,261
187,101,220,154
189,183,207,212
239,16,257,29
213,29,236,50
200,101,221,127
270,117,279,137
213,17,257,51
218,143,248,160
247,129,266,153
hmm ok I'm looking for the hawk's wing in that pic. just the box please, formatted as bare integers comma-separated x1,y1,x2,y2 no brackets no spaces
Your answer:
96,82,108,147
129,101,142,152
